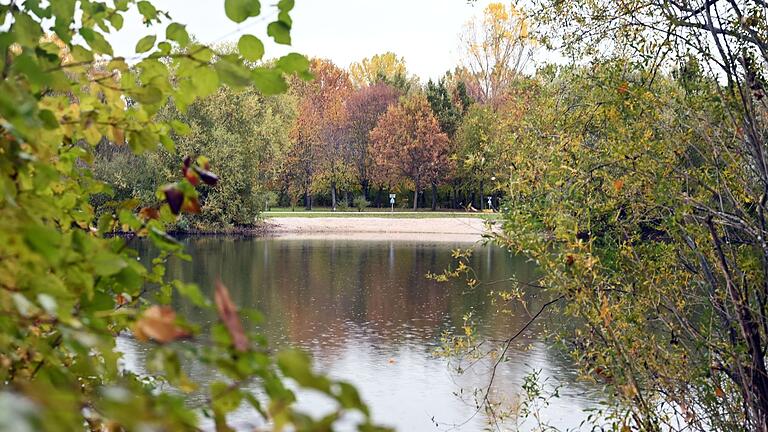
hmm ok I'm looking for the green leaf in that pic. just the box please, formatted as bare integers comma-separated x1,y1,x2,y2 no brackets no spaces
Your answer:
191,67,219,96
277,349,331,392
211,381,243,414
51,0,76,42
156,41,172,55
137,1,158,21
276,53,308,73
175,281,210,308
13,13,43,47
170,120,190,135
80,28,113,55
337,382,368,414
277,0,295,12
267,20,291,45
92,252,128,276
23,224,61,264
166,23,189,45
251,68,287,95
237,35,264,61
70,45,94,63
224,0,261,23
149,227,182,252
110,13,124,30
38,109,59,130
135,35,156,53
215,61,252,88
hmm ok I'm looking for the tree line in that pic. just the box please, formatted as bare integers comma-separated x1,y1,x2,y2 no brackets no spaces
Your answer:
94,3,534,226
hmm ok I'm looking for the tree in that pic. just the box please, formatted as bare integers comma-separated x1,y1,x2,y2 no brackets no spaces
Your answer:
454,104,498,209
345,83,402,200
349,52,415,92
287,59,353,210
426,76,463,138
460,2,535,103
452,0,768,429
370,94,452,210
527,0,768,428
0,1,382,430
425,73,474,209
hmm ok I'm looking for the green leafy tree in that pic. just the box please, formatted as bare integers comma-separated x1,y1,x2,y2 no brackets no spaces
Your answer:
158,86,296,227
0,0,385,430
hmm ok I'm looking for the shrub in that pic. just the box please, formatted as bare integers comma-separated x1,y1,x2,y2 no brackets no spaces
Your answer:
354,195,370,212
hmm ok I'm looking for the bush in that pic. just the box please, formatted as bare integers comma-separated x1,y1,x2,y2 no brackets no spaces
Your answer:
354,195,370,212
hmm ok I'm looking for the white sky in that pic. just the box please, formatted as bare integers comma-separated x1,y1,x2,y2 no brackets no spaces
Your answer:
109,0,500,81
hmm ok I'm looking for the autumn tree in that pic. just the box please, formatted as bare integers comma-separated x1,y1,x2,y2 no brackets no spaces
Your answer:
345,83,402,201
370,94,451,210
287,58,353,209
460,2,535,103
349,52,415,92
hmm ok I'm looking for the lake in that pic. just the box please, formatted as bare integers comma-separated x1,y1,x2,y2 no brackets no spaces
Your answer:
123,236,604,431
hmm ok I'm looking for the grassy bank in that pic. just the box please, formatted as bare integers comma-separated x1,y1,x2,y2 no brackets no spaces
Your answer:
261,210,501,220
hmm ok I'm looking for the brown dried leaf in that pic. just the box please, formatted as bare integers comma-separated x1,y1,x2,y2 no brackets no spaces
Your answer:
138,207,160,221
214,280,248,352
133,305,190,344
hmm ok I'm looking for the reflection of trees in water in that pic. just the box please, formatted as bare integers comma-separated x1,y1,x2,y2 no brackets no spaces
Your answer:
131,237,602,429
139,238,533,347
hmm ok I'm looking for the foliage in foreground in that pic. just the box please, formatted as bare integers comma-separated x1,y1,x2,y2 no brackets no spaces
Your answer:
0,0,386,430
447,0,768,430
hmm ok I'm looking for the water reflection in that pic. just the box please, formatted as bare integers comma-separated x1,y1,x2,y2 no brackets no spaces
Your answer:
125,237,602,431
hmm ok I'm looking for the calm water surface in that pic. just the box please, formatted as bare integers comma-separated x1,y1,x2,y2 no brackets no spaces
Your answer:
123,236,603,431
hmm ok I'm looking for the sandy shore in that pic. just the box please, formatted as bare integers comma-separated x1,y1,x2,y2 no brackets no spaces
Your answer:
265,217,494,242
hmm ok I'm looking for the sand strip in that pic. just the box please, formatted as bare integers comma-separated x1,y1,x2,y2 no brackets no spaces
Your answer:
265,217,494,242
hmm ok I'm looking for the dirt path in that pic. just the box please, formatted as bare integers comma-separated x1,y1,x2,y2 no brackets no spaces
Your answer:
265,217,494,242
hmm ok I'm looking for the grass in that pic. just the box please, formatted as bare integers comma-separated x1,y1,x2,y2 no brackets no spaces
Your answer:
261,207,501,220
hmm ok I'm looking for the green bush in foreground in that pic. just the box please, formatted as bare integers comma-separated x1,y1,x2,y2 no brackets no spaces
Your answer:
0,1,385,430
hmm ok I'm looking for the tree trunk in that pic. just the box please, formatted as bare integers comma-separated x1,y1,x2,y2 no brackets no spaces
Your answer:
361,179,370,201
375,187,383,208
305,191,312,210
331,181,337,210
412,183,419,211
431,183,438,211
479,179,485,210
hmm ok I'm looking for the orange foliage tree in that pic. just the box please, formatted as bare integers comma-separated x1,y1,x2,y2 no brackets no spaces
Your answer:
345,83,402,201
286,59,352,209
370,95,452,210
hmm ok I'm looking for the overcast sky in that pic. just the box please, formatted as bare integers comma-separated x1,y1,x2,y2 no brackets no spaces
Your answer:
108,0,499,81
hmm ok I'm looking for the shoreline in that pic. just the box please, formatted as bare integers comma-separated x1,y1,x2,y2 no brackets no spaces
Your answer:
112,215,497,242
264,217,494,242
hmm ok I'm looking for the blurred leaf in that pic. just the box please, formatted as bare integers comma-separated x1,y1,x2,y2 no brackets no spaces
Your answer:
135,35,156,53
237,34,264,61
224,0,260,23
133,305,191,343
267,20,291,45
214,281,248,352
166,23,189,45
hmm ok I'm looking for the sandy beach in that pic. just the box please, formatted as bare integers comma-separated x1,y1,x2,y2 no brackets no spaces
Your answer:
265,217,495,242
